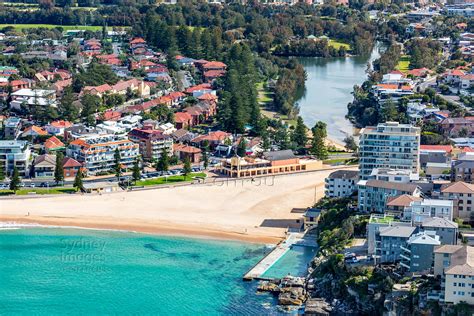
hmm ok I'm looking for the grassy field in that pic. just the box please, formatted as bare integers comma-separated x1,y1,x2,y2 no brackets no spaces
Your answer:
0,24,113,31
396,55,411,73
256,81,273,105
134,173,206,187
328,39,351,50
0,188,76,196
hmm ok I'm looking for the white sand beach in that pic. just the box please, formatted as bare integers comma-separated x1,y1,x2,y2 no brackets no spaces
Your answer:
0,167,356,244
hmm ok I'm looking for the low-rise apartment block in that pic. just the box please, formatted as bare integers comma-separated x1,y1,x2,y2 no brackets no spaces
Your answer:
440,181,474,220
0,140,31,177
66,134,139,175
128,128,173,161
325,170,359,198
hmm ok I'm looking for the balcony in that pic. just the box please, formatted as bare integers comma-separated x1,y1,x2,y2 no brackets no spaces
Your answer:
399,253,410,261
399,261,410,269
400,245,411,253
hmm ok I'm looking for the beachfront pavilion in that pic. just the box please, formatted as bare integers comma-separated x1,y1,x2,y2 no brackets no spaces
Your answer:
219,150,323,178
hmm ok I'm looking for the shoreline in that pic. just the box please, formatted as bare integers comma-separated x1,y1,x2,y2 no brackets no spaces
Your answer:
0,169,356,246
0,215,281,244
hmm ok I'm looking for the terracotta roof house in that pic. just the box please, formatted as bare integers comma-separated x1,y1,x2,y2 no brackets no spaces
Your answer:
407,68,431,78
44,136,65,153
173,143,202,163
63,157,82,178
21,125,48,137
420,145,453,153
174,112,193,129
386,194,423,217
46,120,73,135
440,117,474,137
202,61,227,71
203,70,226,83
192,131,231,148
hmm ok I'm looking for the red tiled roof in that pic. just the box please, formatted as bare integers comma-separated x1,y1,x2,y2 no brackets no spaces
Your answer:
50,120,73,128
198,93,218,101
204,70,226,78
44,136,65,150
174,143,201,154
63,157,82,168
174,112,193,123
23,125,48,136
202,61,227,69
420,145,453,153
83,84,112,94
130,37,146,45
185,83,212,94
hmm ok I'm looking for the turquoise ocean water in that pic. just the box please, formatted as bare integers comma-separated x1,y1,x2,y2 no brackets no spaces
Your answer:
0,228,286,315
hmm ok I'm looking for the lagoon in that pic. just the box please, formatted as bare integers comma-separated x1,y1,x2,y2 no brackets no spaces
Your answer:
295,46,381,143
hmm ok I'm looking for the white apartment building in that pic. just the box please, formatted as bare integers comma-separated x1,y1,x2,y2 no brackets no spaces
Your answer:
66,133,139,175
359,122,421,180
0,140,31,177
325,170,359,198
405,199,454,225
10,89,57,110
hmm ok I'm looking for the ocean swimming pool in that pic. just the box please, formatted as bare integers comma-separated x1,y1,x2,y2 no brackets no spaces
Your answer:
262,245,318,279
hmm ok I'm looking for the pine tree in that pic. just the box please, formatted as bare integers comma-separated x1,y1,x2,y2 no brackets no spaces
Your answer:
0,163,5,181
202,140,209,170
132,157,141,182
54,152,64,184
311,121,328,160
237,138,247,157
73,170,84,192
292,116,307,148
156,148,169,172
114,148,122,181
9,167,21,192
183,156,192,179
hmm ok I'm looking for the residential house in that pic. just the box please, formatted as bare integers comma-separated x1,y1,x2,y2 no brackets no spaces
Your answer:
44,136,65,153
63,157,82,178
4,117,21,139
304,208,321,230
33,154,56,178
440,181,474,220
433,245,474,304
21,125,48,138
386,194,423,218
420,145,453,168
440,117,474,137
452,152,474,183
45,120,73,135
174,112,193,129
421,217,458,246
192,131,231,148
325,170,359,198
367,214,412,255
405,199,454,225
399,231,441,272
173,143,202,163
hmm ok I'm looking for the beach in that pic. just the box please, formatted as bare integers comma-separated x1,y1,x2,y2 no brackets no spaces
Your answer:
0,167,356,244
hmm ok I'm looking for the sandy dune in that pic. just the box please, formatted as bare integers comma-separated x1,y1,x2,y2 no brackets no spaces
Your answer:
0,167,356,244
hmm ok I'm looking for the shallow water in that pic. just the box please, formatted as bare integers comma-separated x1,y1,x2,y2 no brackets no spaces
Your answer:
0,228,289,315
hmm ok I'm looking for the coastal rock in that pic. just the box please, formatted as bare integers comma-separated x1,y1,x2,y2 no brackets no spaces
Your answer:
278,292,304,306
257,281,280,293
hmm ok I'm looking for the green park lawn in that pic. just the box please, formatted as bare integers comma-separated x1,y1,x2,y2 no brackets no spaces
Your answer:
0,188,77,196
396,55,411,73
328,39,351,50
134,173,206,187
